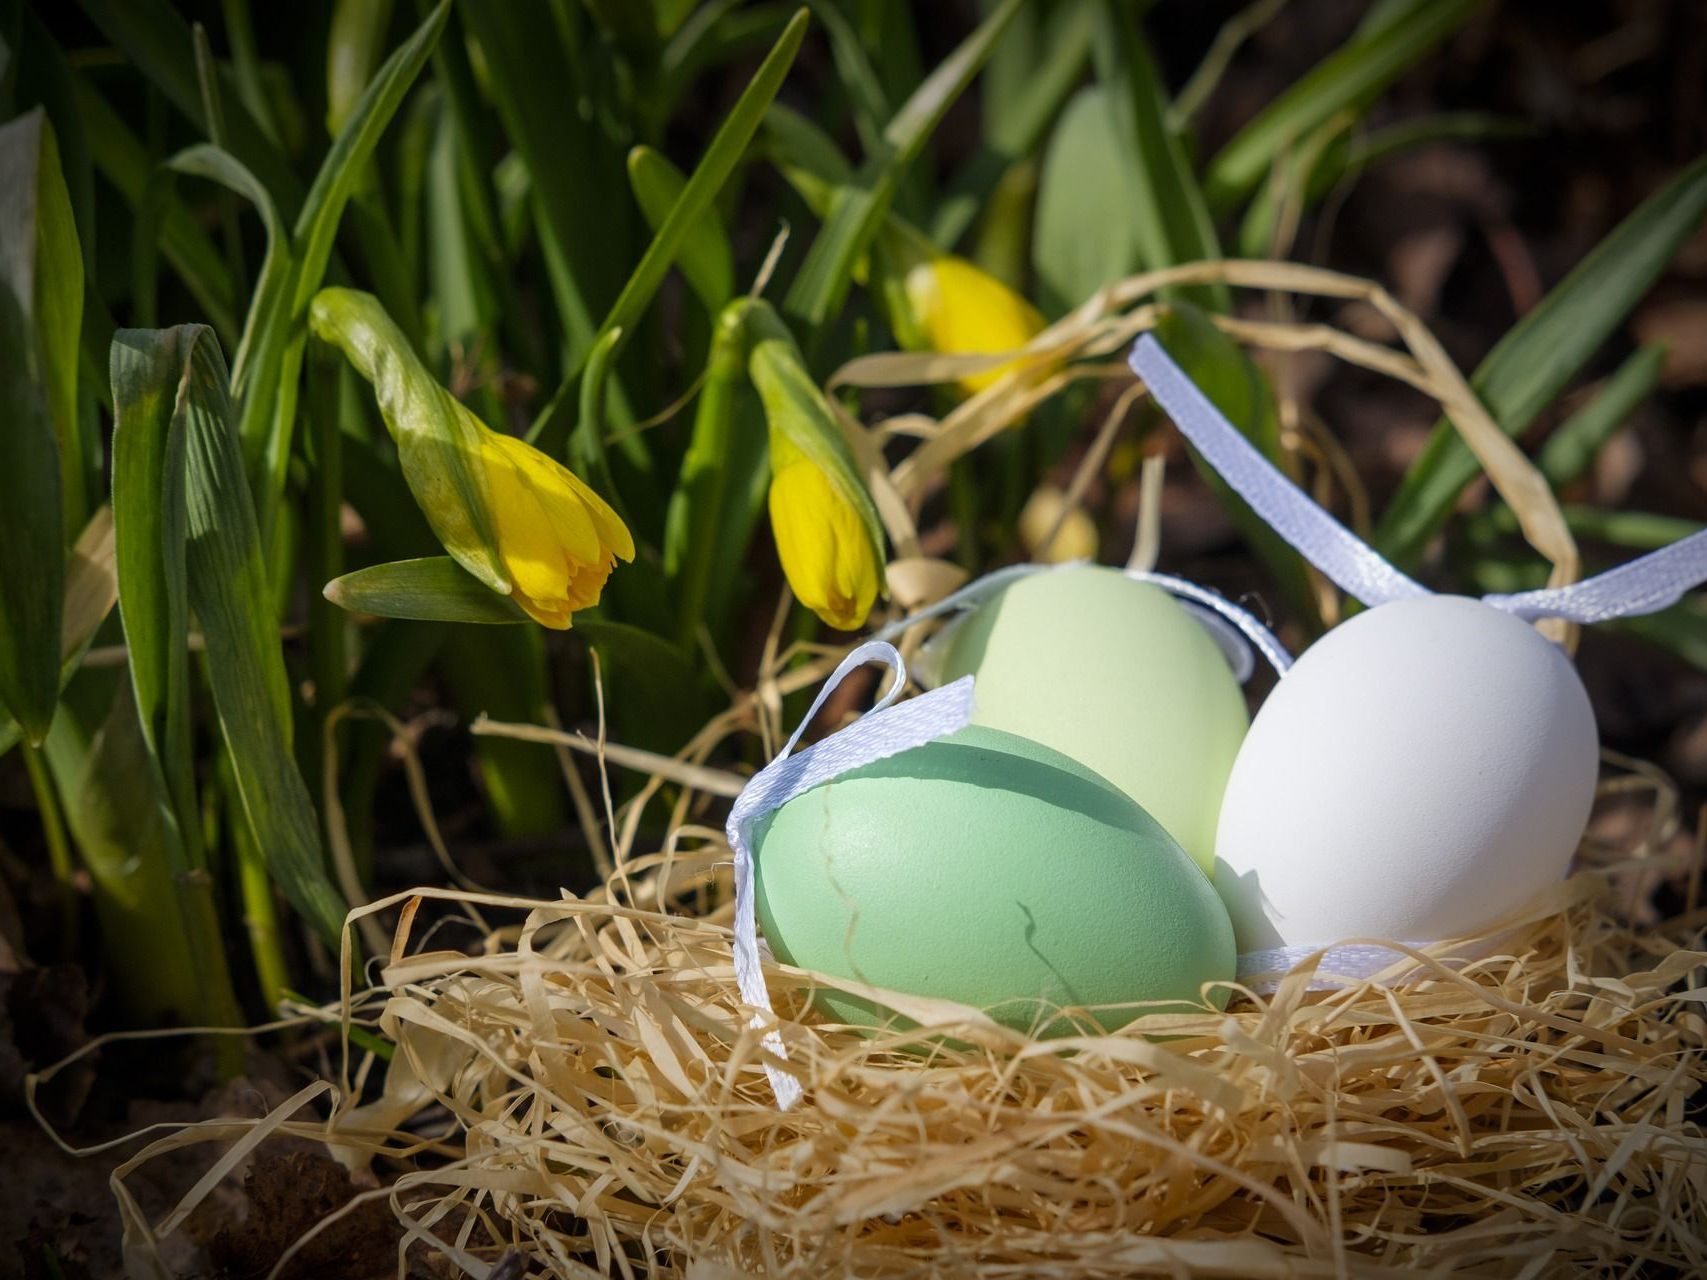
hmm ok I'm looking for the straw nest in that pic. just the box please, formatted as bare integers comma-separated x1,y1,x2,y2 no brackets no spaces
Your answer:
307,749,1706,1280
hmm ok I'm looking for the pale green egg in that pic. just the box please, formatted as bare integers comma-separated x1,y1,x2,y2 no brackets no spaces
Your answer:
753,725,1235,1034
935,565,1248,874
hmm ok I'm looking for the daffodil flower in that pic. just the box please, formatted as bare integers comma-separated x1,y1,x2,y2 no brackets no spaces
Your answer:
767,435,880,630
881,225,1046,397
477,429,635,628
310,288,632,629
745,305,887,631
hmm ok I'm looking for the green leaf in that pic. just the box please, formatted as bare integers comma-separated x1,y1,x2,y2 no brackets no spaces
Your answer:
783,0,1025,330
1203,0,1478,212
244,0,449,528
1374,154,1707,568
931,0,1094,249
78,0,303,216
325,0,396,136
0,108,82,743
111,325,349,946
163,144,290,397
1032,86,1140,314
1535,343,1667,489
1152,304,1320,629
666,298,762,645
626,145,735,314
1094,2,1226,312
325,557,528,624
529,7,809,454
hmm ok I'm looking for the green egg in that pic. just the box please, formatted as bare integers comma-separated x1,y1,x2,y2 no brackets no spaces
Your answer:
753,725,1235,1034
935,565,1248,874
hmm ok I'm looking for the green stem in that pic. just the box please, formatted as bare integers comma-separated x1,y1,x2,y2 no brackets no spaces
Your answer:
23,744,77,950
236,820,288,1012
667,300,752,647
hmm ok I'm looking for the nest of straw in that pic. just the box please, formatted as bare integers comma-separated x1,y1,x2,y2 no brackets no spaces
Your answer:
308,750,1706,1280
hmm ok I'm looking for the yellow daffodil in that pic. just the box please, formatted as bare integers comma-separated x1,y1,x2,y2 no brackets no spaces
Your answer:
310,288,632,629
767,437,880,630
744,305,887,631
903,253,1045,394
879,224,1046,397
477,429,635,629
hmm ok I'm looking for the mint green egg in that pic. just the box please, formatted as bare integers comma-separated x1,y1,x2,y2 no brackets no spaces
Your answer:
936,566,1248,874
753,725,1235,1034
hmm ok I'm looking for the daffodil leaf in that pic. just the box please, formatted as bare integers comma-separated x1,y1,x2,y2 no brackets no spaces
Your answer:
626,145,735,314
110,324,348,946
784,0,1025,330
1032,85,1140,315
0,108,82,744
528,7,809,456
1202,0,1477,213
326,558,528,624
1093,3,1226,312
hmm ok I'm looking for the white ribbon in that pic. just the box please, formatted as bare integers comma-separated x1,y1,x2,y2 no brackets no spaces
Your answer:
874,561,1292,683
726,641,975,1108
1130,332,1707,625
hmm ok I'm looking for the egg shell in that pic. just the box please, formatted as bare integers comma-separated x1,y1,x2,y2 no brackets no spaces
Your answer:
1214,595,1599,952
934,565,1248,873
754,725,1235,1033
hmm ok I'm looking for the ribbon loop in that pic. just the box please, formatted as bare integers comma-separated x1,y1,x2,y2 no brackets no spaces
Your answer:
726,641,975,1108
1131,335,1430,609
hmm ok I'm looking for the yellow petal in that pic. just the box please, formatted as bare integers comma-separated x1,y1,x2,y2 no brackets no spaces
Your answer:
475,430,633,628
769,460,879,630
904,254,1045,396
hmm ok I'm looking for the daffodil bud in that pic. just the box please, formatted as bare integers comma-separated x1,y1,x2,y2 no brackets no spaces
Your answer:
309,288,633,629
877,223,1046,397
744,304,886,631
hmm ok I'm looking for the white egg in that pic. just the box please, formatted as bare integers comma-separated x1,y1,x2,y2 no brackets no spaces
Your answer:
1214,594,1599,954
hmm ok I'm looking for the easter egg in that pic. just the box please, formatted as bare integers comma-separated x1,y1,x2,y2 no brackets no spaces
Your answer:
1213,595,1599,955
933,565,1248,873
754,725,1235,1033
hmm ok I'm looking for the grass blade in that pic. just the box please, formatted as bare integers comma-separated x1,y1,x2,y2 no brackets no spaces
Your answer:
1374,154,1707,567
529,7,809,454
783,0,1025,331
627,144,735,315
1203,0,1477,212
0,109,82,742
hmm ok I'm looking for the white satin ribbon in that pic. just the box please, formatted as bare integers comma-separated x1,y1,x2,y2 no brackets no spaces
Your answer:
726,641,975,1108
1130,333,1707,625
874,561,1292,682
